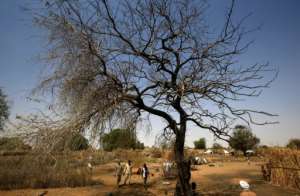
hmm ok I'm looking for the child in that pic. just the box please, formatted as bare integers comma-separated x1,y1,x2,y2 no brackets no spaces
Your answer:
142,163,149,190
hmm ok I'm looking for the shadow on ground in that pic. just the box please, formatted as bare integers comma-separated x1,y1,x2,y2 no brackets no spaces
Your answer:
104,183,155,196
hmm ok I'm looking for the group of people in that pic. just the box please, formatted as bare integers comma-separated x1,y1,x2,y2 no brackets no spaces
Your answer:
115,160,150,190
115,160,256,195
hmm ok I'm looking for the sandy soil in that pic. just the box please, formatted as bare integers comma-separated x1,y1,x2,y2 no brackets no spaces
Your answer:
0,161,299,196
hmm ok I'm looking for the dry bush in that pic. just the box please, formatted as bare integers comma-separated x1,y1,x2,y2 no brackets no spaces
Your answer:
261,148,300,191
149,148,162,158
0,152,98,190
112,149,147,166
90,150,115,165
69,150,115,166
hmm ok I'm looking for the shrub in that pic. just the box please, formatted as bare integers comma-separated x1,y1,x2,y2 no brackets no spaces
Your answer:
286,138,300,150
101,128,144,151
135,141,145,150
194,138,206,149
150,148,162,158
67,133,89,151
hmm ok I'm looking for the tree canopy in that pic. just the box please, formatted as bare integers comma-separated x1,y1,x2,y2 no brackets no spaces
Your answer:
229,125,260,155
67,133,89,151
0,88,9,131
194,138,206,149
101,128,144,151
286,138,300,150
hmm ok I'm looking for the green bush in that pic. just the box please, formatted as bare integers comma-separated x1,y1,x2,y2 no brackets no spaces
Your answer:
67,133,89,151
194,138,206,149
101,128,144,151
286,138,300,150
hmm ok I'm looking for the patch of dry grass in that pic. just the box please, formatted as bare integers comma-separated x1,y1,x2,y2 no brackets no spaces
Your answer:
0,152,98,190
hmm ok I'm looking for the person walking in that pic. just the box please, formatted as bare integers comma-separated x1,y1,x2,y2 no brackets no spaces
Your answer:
142,163,150,190
123,160,132,185
115,161,123,187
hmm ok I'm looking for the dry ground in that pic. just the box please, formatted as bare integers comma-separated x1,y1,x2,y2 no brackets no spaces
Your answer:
0,161,299,196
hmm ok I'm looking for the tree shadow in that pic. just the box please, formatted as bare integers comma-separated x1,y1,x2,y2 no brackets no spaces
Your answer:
105,183,156,196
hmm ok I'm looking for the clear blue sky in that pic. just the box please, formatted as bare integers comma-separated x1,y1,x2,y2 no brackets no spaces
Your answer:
0,0,299,147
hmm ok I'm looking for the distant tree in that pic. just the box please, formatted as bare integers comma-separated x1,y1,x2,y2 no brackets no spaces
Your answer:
286,138,300,150
101,128,144,151
229,125,260,155
0,88,9,131
194,138,206,149
212,142,223,149
67,133,89,151
135,141,145,150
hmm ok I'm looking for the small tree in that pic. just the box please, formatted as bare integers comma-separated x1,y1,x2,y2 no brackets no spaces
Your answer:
229,125,260,155
0,88,9,131
194,138,206,149
67,133,89,151
101,128,144,151
287,138,300,150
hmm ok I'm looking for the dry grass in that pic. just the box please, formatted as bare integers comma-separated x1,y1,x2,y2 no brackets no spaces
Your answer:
261,148,300,191
0,152,98,190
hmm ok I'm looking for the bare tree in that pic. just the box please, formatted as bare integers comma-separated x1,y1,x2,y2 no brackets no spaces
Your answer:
13,113,76,152
33,0,277,194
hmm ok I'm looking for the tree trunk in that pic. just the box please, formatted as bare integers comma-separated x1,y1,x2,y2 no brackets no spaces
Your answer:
174,126,192,196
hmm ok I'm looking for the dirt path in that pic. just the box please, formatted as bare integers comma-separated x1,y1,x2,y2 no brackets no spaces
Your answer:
0,161,298,196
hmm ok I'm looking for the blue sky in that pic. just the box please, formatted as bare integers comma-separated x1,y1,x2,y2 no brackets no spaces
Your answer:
0,0,299,147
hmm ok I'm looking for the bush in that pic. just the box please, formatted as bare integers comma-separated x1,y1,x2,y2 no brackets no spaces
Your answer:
150,148,162,158
101,128,144,151
51,133,89,152
194,138,206,149
67,133,89,151
286,138,300,150
135,141,145,150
